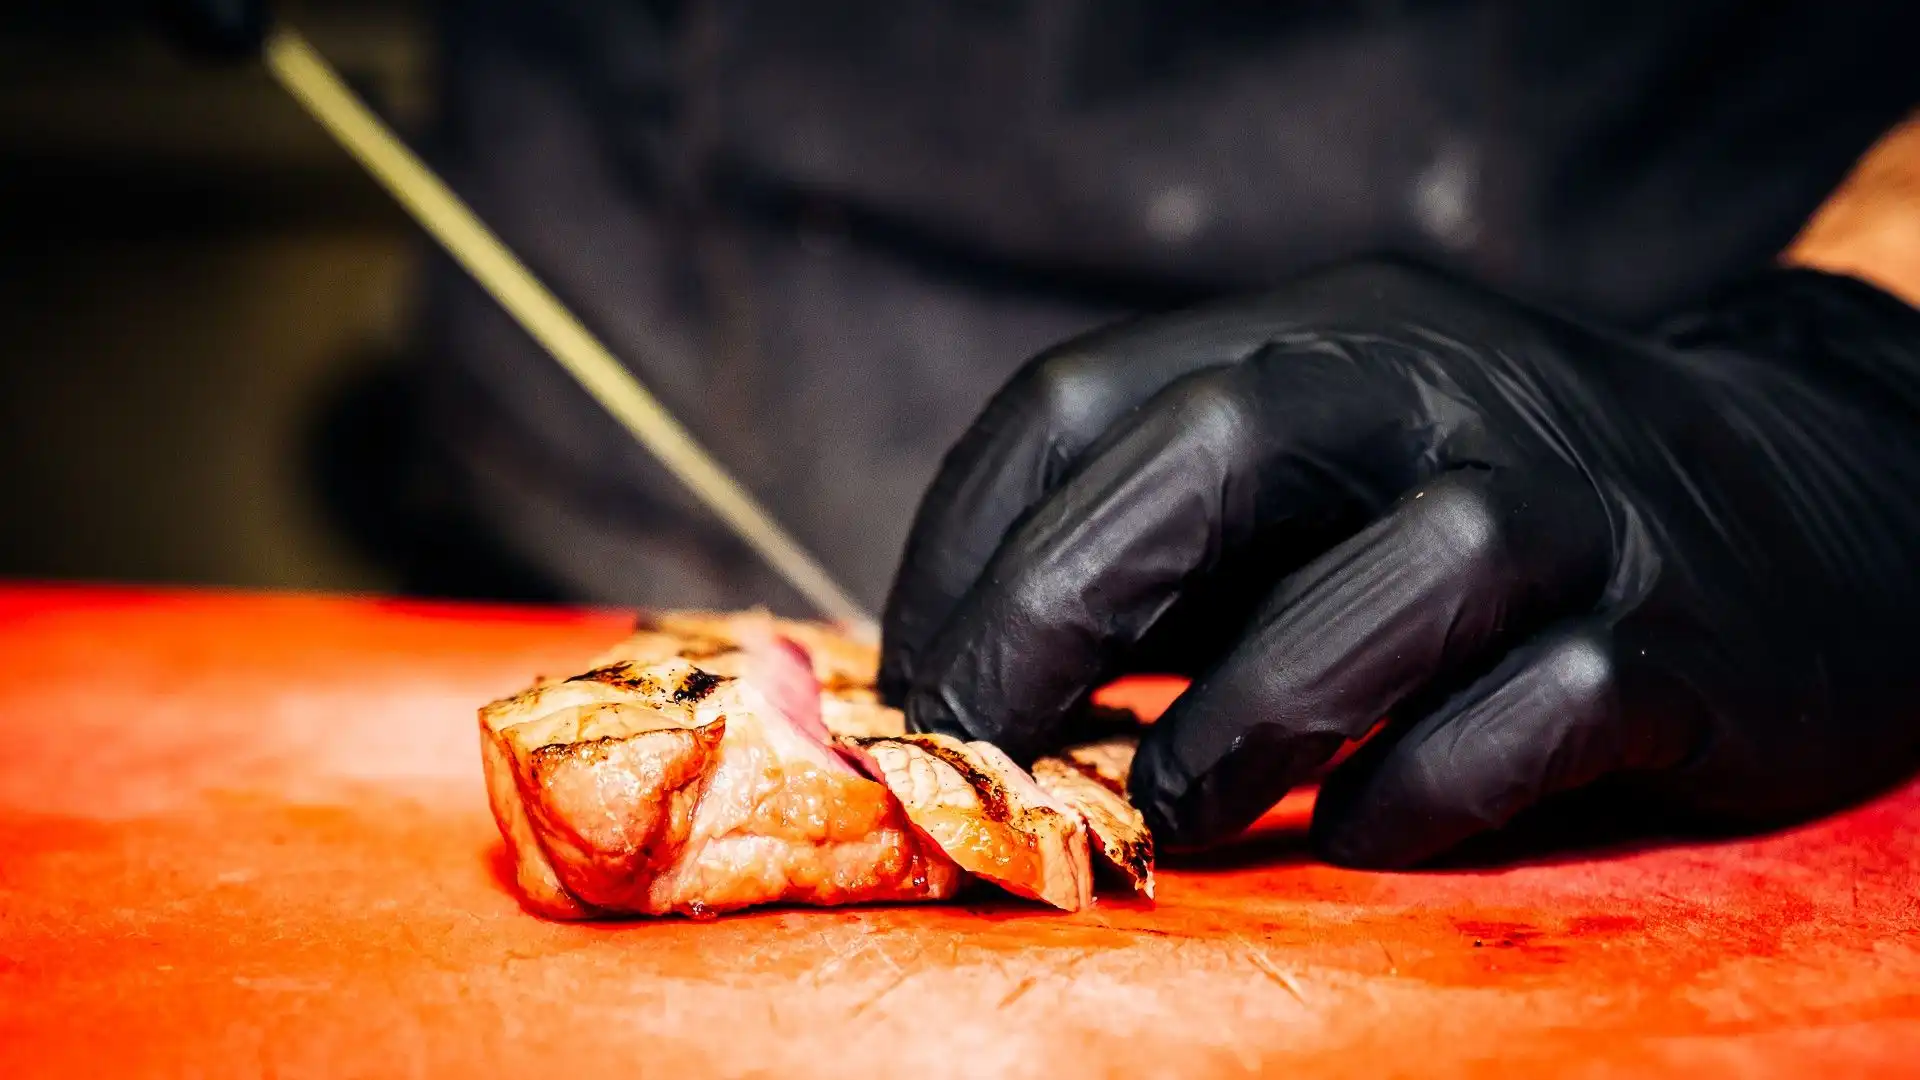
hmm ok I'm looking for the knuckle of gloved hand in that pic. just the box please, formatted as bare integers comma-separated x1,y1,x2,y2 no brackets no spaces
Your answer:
1159,369,1263,450
1528,629,1618,718
1401,477,1512,581
1019,348,1126,443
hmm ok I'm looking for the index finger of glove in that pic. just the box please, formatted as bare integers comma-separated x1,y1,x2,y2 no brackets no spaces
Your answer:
905,348,1426,761
878,303,1325,703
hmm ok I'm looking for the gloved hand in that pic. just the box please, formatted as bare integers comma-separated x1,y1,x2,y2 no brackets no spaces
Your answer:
149,0,271,62
879,257,1920,867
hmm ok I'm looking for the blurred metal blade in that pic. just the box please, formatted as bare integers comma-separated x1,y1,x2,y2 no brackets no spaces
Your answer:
262,26,875,636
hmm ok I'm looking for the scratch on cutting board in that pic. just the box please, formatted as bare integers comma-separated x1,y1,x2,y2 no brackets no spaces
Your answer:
1233,933,1308,1008
848,969,915,1019
997,974,1038,1010
804,935,874,985
864,932,906,977
990,947,1094,1011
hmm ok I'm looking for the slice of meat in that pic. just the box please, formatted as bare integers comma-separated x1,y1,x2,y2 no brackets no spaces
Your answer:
1055,735,1141,791
480,640,960,919
818,690,908,739
820,696,1154,900
1032,750,1154,899
843,733,1093,912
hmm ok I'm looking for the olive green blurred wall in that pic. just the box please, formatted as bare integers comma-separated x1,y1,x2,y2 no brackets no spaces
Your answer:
0,3,430,594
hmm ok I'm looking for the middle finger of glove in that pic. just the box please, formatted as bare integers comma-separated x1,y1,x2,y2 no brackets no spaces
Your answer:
1127,461,1613,849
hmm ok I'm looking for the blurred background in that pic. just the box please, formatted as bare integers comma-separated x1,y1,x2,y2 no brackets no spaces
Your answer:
1,2,434,599
2,2,1916,611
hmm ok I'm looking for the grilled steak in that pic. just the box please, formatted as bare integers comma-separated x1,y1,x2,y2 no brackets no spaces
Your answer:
481,636,961,919
480,609,1155,918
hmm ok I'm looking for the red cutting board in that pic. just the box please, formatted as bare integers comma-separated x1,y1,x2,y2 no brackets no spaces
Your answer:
1,585,1915,1079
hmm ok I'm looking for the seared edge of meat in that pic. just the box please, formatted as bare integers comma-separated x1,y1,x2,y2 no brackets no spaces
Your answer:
818,690,908,739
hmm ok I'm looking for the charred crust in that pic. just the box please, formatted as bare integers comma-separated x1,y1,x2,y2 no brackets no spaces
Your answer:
565,661,733,702
1108,829,1154,880
1038,756,1155,888
673,668,727,703
525,720,725,769
527,734,623,771
917,741,1015,824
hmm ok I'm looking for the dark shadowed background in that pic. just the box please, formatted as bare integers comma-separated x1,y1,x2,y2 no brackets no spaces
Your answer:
1,2,1916,604
1,2,432,597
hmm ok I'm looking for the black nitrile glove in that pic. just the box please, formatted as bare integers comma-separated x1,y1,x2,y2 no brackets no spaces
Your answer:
879,257,1920,868
150,0,271,61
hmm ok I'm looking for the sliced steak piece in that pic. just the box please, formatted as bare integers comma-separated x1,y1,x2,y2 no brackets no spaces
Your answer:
1054,735,1141,792
822,703,1154,900
819,690,911,739
1031,748,1154,899
842,733,1093,912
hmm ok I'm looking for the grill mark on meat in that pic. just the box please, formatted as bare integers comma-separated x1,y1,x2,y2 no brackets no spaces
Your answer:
565,661,736,702
526,734,620,768
845,733,1092,910
566,662,664,694
1079,797,1153,889
849,735,1014,824
1112,835,1153,886
673,669,727,703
